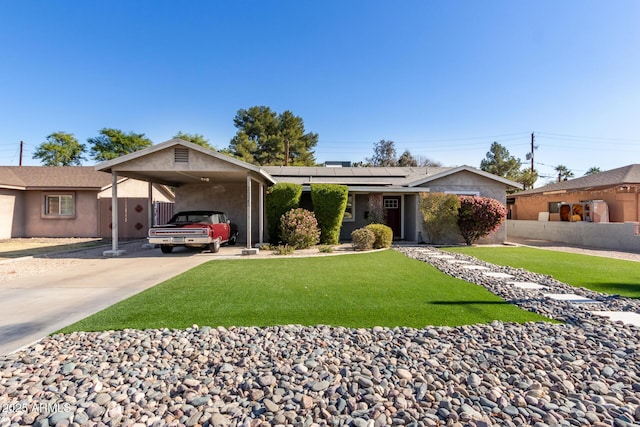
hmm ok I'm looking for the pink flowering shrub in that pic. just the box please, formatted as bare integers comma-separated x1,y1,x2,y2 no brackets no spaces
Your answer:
280,208,320,249
457,196,507,245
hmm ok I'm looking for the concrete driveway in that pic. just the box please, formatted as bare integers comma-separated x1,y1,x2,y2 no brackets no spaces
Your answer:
0,242,240,355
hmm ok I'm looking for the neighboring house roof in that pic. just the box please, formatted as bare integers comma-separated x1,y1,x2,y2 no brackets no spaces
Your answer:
515,164,640,196
264,165,523,190
0,166,112,190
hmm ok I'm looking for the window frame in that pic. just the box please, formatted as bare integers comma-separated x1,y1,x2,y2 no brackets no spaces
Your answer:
342,193,355,222
43,193,76,218
548,201,561,214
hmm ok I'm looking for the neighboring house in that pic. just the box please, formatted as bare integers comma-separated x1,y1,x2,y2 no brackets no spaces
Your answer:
0,166,174,239
95,138,522,251
509,164,640,223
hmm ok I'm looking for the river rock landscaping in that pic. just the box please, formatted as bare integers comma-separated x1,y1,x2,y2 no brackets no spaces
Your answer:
1,246,639,427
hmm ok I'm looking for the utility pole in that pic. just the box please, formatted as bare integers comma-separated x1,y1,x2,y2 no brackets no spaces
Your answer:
19,141,23,166
530,132,534,172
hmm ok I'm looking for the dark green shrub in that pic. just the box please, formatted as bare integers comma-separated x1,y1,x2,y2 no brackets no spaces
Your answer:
419,192,461,244
266,183,302,243
310,184,349,244
365,223,393,248
351,228,375,251
318,245,334,253
280,208,320,249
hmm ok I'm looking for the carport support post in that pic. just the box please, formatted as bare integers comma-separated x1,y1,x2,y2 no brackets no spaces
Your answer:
259,181,264,244
103,171,126,257
242,173,259,255
141,181,155,249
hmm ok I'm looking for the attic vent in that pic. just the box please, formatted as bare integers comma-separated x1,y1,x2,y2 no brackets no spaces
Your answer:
174,148,189,163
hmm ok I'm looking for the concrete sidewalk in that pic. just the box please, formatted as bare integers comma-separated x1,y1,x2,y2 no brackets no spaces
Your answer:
0,243,220,355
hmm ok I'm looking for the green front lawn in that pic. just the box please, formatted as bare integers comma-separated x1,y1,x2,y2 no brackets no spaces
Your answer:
446,246,640,299
59,250,549,332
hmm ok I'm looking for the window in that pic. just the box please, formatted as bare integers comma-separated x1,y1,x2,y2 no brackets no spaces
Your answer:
548,201,560,214
383,198,399,209
343,194,355,222
45,194,74,217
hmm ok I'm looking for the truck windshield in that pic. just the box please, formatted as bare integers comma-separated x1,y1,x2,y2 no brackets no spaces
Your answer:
171,214,212,224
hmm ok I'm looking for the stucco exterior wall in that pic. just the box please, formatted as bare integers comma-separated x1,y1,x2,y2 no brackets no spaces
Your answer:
176,181,264,243
99,179,173,202
511,187,638,223
507,219,640,252
338,193,370,241
113,146,244,173
24,190,100,237
0,189,24,238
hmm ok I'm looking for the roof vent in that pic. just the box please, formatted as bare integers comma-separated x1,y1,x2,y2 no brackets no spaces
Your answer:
174,148,189,163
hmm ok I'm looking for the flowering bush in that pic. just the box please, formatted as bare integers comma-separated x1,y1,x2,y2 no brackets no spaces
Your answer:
457,196,507,245
351,228,376,251
279,208,320,249
365,223,393,249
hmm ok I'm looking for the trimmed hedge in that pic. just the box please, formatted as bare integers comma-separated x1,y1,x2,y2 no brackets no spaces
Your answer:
266,183,302,243
310,184,349,244
365,223,393,249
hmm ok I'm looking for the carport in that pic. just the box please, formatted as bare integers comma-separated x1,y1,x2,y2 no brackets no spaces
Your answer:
95,138,276,255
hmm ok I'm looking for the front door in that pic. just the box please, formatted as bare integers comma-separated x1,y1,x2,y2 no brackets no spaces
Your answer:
383,196,401,239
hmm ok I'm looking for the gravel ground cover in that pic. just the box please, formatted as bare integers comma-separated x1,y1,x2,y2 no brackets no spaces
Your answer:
1,246,639,427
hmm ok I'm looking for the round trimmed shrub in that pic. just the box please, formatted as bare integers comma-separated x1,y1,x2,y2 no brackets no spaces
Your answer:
280,208,320,249
351,228,375,251
365,223,393,249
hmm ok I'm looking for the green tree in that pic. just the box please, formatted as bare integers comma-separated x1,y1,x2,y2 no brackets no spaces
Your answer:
228,106,318,166
555,164,574,181
517,168,539,191
32,132,86,166
584,166,601,176
88,128,153,161
480,142,522,180
367,139,397,166
174,131,213,149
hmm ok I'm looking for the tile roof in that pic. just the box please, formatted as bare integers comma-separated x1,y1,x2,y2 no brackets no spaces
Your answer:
0,166,112,190
515,164,640,196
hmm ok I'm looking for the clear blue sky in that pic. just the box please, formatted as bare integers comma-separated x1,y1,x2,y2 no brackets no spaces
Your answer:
1,1,639,184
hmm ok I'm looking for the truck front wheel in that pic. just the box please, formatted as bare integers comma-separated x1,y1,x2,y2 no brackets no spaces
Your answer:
160,245,174,254
210,238,221,253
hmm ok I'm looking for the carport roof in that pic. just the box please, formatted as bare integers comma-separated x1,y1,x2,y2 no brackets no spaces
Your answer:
95,138,277,186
